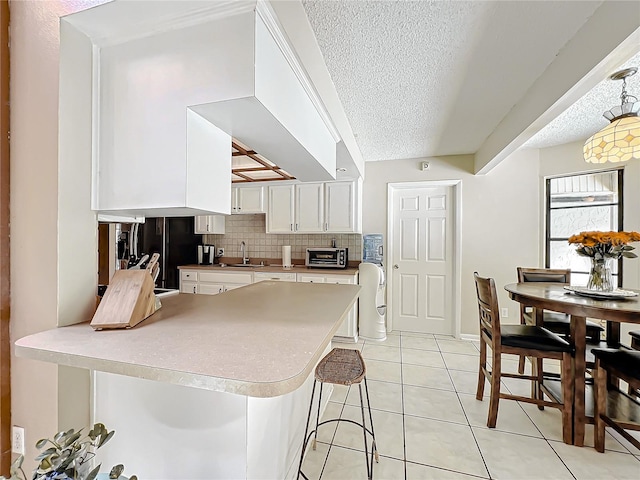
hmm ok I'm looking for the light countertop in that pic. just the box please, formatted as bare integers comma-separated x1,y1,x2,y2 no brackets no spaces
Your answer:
178,264,360,275
15,281,360,398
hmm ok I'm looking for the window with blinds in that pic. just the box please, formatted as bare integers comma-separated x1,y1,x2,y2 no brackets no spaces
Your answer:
545,169,623,287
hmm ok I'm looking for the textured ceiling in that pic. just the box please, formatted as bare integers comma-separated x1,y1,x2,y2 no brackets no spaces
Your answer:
525,51,640,149
301,0,638,162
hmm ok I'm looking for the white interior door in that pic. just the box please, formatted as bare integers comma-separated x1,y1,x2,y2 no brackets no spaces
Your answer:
391,186,453,334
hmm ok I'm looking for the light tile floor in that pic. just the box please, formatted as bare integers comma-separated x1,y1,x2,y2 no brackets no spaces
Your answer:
300,331,640,480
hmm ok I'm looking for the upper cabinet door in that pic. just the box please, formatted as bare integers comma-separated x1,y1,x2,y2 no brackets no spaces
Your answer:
194,215,210,234
325,181,356,233
267,185,294,233
295,183,324,233
232,186,265,214
194,215,225,234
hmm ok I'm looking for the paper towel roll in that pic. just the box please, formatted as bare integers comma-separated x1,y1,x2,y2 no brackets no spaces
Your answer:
282,245,292,269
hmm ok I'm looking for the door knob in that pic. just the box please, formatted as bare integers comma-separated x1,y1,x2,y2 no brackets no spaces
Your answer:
393,264,399,269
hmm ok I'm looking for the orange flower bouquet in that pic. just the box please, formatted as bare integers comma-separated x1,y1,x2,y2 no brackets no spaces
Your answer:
568,231,640,260
568,231,640,291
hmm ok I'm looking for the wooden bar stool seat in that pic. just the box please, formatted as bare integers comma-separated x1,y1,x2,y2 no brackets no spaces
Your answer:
592,349,640,452
297,348,378,479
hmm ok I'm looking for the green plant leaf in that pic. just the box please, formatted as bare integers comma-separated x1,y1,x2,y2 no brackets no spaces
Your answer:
54,430,68,443
109,464,124,479
622,251,638,258
98,430,115,448
63,431,82,448
85,464,102,480
35,438,50,449
35,447,58,461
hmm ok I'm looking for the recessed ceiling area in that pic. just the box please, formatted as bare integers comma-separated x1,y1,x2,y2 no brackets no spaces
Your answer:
231,140,295,183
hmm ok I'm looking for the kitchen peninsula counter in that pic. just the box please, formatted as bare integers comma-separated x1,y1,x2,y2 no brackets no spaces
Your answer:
15,281,360,398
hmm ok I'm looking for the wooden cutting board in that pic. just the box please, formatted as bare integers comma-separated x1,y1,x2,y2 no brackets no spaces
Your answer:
91,269,158,330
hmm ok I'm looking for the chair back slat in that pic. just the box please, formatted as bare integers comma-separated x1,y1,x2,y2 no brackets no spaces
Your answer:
516,267,571,319
517,267,571,284
474,272,500,347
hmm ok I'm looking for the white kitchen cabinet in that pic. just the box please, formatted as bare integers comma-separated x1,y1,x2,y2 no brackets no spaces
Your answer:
266,180,361,234
232,186,265,214
180,269,252,295
295,183,324,233
296,274,326,284
198,283,225,295
267,185,295,233
325,181,358,233
194,215,226,234
253,271,297,283
296,271,358,342
325,274,358,339
180,281,198,294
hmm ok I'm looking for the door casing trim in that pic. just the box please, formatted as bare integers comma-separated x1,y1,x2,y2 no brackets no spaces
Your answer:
386,180,462,338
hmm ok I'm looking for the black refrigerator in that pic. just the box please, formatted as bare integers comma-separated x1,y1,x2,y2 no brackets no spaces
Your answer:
138,217,202,289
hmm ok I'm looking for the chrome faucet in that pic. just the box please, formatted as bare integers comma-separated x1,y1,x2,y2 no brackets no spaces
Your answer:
240,241,249,265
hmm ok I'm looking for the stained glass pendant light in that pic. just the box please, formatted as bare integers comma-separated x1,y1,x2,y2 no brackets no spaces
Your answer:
584,67,640,163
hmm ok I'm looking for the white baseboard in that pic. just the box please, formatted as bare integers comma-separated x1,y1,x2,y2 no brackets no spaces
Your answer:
460,333,479,342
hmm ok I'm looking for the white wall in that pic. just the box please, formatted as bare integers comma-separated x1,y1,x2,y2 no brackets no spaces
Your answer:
363,150,541,336
363,142,640,338
11,0,101,469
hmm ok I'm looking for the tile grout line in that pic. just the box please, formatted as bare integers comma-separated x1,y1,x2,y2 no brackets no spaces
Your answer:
443,341,493,480
399,333,408,480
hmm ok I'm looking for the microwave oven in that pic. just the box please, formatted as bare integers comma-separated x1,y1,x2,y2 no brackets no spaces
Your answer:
306,247,348,269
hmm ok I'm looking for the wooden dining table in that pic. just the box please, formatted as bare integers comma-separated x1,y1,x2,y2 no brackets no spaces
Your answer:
504,282,640,446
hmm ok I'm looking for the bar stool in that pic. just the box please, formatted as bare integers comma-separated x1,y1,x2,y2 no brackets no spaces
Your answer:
297,347,378,480
592,348,640,452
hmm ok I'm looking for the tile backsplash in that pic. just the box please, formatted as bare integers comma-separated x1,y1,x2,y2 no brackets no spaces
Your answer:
204,214,362,262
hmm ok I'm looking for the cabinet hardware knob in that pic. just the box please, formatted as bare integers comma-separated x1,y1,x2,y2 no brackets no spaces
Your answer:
393,264,399,269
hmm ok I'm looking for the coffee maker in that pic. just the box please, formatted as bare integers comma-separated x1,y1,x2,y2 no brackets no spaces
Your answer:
197,244,215,265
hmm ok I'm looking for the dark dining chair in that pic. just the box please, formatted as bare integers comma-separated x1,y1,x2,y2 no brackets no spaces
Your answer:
474,272,575,444
628,331,640,397
516,267,604,375
592,348,640,452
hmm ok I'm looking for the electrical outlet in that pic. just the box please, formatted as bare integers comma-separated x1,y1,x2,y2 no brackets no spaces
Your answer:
12,425,24,455
217,247,224,257
501,307,509,318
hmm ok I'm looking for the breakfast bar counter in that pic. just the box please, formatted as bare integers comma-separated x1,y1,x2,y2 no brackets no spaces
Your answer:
15,281,360,479
16,281,360,397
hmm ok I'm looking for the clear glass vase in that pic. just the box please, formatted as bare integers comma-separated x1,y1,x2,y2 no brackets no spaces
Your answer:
586,257,614,292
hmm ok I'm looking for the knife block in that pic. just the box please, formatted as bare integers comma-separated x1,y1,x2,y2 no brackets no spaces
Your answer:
91,269,158,330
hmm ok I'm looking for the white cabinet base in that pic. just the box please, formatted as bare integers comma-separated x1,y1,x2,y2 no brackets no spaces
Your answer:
297,272,358,343
93,359,332,480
